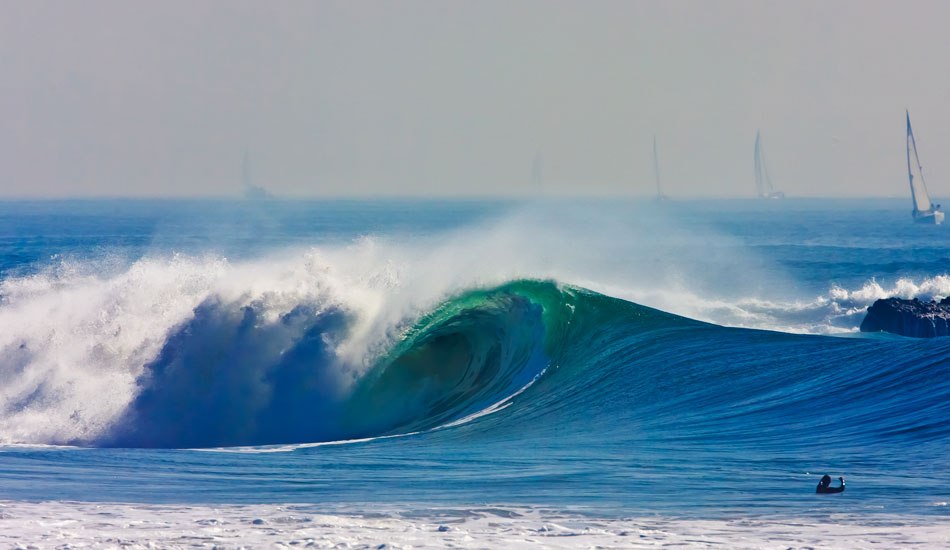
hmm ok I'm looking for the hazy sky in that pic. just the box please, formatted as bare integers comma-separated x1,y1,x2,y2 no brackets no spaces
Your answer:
2,1,949,198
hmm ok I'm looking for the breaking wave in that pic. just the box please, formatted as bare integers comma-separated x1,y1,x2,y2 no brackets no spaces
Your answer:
0,244,572,447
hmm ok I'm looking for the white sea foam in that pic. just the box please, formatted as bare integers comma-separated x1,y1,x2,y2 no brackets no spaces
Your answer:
1,500,947,549
0,246,416,445
597,275,950,335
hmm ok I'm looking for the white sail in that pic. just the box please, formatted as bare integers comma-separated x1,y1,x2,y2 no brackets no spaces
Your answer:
907,111,934,213
906,111,944,224
754,131,784,199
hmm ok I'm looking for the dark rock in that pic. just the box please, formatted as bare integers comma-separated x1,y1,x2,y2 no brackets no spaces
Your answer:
860,297,950,337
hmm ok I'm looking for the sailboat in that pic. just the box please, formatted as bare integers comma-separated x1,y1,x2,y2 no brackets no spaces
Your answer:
754,131,784,199
906,111,943,224
242,151,273,200
653,136,668,201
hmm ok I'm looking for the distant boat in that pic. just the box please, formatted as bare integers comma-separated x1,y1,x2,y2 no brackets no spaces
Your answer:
242,152,274,200
906,111,943,224
754,131,784,199
653,136,668,201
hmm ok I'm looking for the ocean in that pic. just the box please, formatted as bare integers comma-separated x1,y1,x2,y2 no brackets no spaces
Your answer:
1,198,949,548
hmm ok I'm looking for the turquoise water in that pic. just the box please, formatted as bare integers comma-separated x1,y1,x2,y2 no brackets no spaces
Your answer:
1,198,949,518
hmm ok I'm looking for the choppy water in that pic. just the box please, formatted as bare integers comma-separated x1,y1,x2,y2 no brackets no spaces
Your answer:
1,198,949,519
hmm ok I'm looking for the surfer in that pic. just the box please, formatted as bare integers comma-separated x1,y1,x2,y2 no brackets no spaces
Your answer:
815,475,845,494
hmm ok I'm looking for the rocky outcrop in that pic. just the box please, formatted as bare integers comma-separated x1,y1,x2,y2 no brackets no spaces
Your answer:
860,296,950,337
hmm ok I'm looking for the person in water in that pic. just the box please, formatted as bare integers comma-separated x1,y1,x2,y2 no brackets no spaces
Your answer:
816,474,845,494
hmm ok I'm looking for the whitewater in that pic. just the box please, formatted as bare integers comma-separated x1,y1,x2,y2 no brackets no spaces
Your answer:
2,198,950,547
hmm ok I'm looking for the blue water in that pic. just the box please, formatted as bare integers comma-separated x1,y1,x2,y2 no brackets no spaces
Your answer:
1,198,949,519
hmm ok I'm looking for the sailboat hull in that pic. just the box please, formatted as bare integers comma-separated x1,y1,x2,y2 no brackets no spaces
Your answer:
913,210,944,225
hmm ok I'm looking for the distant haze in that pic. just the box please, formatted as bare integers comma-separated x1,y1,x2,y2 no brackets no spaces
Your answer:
1,1,949,198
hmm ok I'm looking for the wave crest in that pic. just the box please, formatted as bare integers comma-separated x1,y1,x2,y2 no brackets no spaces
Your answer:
0,244,573,448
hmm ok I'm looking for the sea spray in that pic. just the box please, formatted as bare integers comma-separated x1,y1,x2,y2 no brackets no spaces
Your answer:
0,246,409,446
